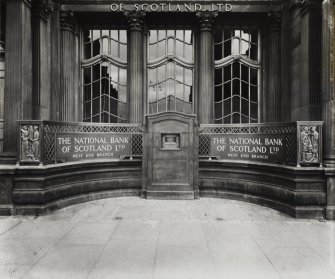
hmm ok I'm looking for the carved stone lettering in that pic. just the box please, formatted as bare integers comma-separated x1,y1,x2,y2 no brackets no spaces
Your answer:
56,133,132,162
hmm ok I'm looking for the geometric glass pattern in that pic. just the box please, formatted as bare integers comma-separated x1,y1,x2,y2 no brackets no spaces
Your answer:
214,26,260,124
82,29,127,123
148,29,194,114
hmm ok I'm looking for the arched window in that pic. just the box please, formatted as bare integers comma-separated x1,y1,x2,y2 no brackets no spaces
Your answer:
148,29,194,114
214,25,260,123
82,29,127,123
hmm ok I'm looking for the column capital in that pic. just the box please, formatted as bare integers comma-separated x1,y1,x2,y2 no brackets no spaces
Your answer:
196,11,218,32
124,10,146,32
32,0,54,21
298,0,322,15
267,10,282,33
59,10,76,32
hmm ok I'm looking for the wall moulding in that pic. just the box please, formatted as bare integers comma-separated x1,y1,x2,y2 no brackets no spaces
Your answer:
59,1,281,13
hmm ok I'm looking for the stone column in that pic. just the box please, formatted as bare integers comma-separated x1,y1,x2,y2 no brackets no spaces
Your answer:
2,0,33,162
125,11,146,124
196,12,217,124
299,0,322,120
266,11,282,122
0,2,5,153
32,0,53,120
59,10,77,122
50,5,61,121
322,0,335,167
280,2,292,122
322,0,335,220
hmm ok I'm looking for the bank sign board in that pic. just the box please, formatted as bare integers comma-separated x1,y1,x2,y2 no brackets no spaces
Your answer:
56,133,131,162
110,3,232,12
210,135,286,164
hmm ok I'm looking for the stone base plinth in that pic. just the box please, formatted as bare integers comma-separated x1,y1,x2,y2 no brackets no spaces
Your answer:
143,190,198,200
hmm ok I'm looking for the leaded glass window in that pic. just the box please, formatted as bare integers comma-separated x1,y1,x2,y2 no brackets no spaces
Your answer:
214,26,260,123
82,29,127,123
148,29,194,114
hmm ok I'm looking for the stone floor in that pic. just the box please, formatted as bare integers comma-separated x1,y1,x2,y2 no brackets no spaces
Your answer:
0,198,334,279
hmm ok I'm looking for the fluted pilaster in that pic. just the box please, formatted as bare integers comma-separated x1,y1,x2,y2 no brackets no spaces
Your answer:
2,0,32,159
32,0,53,120
125,11,146,123
59,10,77,122
266,11,282,122
196,12,217,124
280,2,292,122
299,0,322,120
0,2,5,153
321,0,335,168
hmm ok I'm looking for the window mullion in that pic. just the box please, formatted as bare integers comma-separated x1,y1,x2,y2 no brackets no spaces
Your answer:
165,63,168,111
249,67,251,123
230,63,233,124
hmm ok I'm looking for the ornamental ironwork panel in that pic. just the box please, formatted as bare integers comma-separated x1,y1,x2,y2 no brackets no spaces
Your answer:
199,122,323,166
17,121,143,165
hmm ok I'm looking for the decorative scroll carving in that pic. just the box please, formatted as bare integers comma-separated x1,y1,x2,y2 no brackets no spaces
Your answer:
267,10,282,33
196,11,218,32
124,10,146,32
32,0,54,21
60,10,76,32
300,125,320,164
298,0,322,15
20,125,40,162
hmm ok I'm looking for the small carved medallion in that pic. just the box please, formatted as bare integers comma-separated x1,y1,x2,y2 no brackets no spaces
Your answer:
124,11,146,32
32,0,54,21
196,11,218,32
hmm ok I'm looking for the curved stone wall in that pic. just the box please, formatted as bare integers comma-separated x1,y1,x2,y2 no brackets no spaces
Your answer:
1,160,327,218
199,161,326,218
12,160,142,215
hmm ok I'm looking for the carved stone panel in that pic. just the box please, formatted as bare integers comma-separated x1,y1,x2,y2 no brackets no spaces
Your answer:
19,123,42,164
297,122,323,166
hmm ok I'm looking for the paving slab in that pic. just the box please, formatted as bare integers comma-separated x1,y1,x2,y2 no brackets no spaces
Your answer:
0,197,333,279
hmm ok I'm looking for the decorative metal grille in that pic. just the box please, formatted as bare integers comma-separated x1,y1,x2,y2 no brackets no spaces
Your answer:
148,29,194,114
214,25,260,124
82,29,127,123
199,123,297,165
42,122,143,164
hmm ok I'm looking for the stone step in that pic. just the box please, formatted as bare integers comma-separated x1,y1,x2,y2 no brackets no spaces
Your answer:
143,190,196,200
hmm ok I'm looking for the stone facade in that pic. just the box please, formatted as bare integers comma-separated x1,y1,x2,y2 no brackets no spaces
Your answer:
0,0,334,219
